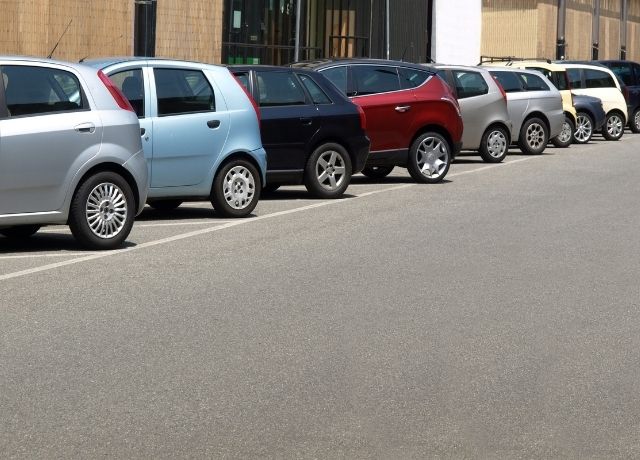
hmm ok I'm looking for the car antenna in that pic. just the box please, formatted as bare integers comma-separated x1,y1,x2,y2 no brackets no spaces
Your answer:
401,42,414,62
79,34,124,62
47,19,73,59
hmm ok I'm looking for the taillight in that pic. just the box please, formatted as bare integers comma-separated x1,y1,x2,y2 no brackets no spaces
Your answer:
357,105,367,131
232,74,261,128
97,70,135,113
494,77,507,103
623,85,630,101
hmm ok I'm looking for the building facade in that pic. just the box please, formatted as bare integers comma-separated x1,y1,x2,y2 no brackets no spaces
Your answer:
0,1,638,65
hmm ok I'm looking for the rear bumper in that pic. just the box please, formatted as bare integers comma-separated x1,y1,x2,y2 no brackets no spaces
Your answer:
452,141,462,159
349,135,371,174
123,149,149,215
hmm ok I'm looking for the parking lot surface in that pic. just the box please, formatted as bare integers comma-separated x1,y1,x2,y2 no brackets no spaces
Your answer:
2,135,640,458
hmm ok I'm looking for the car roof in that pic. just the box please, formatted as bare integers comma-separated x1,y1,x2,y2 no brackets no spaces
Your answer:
485,67,545,76
82,57,225,70
489,61,568,71
293,58,434,72
433,64,490,73
228,65,317,75
0,55,87,68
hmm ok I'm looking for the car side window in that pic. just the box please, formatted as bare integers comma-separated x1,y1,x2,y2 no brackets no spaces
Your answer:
517,72,550,91
607,63,634,86
452,70,488,98
154,68,215,116
489,71,522,93
632,64,640,86
321,66,348,95
255,71,307,107
298,74,332,104
1,65,86,117
233,72,250,91
109,68,145,118
399,68,430,89
584,69,616,89
567,69,583,89
353,65,401,96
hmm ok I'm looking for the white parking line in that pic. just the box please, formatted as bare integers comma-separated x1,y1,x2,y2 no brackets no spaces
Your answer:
0,252,99,260
0,156,544,282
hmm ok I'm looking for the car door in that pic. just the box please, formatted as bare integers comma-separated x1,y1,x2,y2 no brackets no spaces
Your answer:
252,70,316,172
450,69,490,148
489,70,528,141
0,64,102,215
148,66,230,188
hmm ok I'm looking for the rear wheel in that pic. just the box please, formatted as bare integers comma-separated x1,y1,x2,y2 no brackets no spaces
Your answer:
0,225,41,239
572,112,593,144
551,115,575,148
361,166,394,179
517,117,548,154
148,200,182,211
304,143,352,198
631,108,640,133
478,125,509,163
211,159,261,217
407,132,451,183
602,112,624,141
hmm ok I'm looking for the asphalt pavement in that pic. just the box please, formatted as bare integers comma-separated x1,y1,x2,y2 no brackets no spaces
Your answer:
2,135,640,458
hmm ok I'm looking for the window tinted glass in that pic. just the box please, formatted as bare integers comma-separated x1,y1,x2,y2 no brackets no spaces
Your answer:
584,69,616,89
632,64,640,86
489,71,522,92
399,68,430,89
109,68,145,118
353,65,400,95
452,70,488,98
606,63,634,86
528,67,568,90
154,68,215,116
256,71,307,106
233,72,250,91
567,68,583,88
298,74,332,104
321,66,348,95
517,72,550,91
2,65,85,117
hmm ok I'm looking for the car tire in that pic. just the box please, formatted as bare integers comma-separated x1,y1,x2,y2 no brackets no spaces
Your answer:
551,115,575,148
517,117,548,154
361,166,394,179
407,132,451,183
211,158,261,218
630,108,640,134
148,200,183,211
0,225,41,239
304,143,352,198
572,111,594,144
68,171,135,250
479,125,509,163
602,111,625,141
262,183,281,194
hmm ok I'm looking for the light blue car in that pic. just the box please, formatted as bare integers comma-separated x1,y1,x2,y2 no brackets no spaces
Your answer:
86,58,267,218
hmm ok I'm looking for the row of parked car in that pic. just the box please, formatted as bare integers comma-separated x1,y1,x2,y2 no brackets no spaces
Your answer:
0,55,636,249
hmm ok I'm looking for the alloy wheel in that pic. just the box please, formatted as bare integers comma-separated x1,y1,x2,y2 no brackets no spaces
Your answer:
486,129,508,158
223,165,256,210
526,122,546,150
416,136,449,179
574,114,592,143
635,111,640,131
607,114,624,138
316,150,346,191
557,120,573,144
85,182,128,239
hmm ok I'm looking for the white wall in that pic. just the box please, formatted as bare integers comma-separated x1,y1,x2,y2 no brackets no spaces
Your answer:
431,0,482,65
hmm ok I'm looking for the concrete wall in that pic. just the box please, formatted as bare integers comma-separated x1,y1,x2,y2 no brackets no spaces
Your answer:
432,0,482,64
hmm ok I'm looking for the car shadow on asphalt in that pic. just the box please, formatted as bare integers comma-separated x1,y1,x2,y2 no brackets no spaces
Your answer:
0,233,136,254
136,206,221,221
260,190,358,200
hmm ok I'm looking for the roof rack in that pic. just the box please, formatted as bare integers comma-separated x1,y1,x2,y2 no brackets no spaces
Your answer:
478,55,552,65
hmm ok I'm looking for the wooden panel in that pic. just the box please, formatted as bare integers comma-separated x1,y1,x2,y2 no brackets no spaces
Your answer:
565,1,592,60
481,0,540,59
600,16,621,58
537,2,557,60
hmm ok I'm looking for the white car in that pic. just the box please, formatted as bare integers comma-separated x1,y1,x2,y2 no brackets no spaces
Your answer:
560,63,628,141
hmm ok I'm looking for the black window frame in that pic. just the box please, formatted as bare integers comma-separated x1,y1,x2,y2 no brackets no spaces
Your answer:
108,67,146,119
451,70,489,99
153,67,216,117
351,64,402,96
254,70,309,107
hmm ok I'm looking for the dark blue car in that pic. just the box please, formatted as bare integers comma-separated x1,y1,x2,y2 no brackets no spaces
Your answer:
572,94,606,144
596,61,640,133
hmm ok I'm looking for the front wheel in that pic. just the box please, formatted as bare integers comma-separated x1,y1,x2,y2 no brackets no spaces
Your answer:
551,115,575,148
68,172,135,250
630,108,640,134
0,225,41,239
602,112,624,141
517,117,548,154
572,112,593,144
304,143,352,198
407,132,451,183
479,125,509,163
361,166,394,179
211,159,261,218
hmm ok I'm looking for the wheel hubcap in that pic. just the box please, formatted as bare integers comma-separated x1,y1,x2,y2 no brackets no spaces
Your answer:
416,136,449,178
558,121,572,143
85,183,128,239
316,150,346,190
607,115,623,137
634,111,640,130
223,166,255,210
487,130,507,158
575,115,592,142
526,123,545,149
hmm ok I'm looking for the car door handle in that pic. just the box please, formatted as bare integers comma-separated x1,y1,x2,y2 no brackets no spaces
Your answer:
207,120,220,129
395,105,411,113
300,117,312,126
74,122,95,133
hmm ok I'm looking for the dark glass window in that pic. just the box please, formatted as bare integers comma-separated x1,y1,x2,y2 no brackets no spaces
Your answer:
2,65,85,117
399,68,430,89
233,72,250,91
527,67,568,90
154,68,215,116
452,70,488,98
321,66,348,95
632,64,640,86
606,63,634,86
517,72,550,91
298,74,332,104
353,65,401,95
584,69,616,89
489,71,522,93
109,69,145,118
255,71,307,106
567,68,583,89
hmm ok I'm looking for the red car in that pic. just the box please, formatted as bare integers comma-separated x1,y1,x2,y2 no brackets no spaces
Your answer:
293,59,463,183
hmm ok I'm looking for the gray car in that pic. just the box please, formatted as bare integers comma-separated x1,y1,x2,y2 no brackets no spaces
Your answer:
486,68,564,155
0,57,148,249
434,65,512,162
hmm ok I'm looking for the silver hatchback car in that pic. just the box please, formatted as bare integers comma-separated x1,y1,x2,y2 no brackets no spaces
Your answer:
434,65,512,162
0,57,148,249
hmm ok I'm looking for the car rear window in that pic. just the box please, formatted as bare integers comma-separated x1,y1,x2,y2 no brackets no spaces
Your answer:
517,72,550,91
489,71,522,93
584,69,616,89
353,65,401,95
1,65,86,117
298,74,332,104
256,71,307,107
452,70,488,98
399,68,430,89
154,68,215,116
